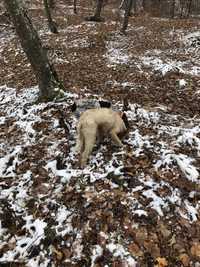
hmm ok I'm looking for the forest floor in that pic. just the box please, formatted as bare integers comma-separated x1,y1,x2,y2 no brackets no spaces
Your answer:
0,0,200,266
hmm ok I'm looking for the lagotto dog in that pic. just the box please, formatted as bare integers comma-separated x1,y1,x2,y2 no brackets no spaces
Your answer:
75,108,128,168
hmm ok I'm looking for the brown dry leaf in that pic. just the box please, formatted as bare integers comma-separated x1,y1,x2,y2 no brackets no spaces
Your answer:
191,242,200,258
51,245,63,260
135,228,148,245
158,223,171,238
144,241,160,258
128,242,143,257
179,253,190,266
62,248,72,259
83,191,95,201
155,257,168,267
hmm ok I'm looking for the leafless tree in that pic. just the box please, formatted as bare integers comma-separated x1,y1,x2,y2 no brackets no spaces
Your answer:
86,0,104,22
43,0,58,33
3,0,63,101
121,0,133,33
48,0,55,9
74,0,77,14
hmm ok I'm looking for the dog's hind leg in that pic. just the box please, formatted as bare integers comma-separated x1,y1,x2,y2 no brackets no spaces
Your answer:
74,124,84,153
110,129,123,147
80,126,97,168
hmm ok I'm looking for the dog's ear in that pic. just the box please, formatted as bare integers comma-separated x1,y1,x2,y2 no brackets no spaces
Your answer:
121,112,129,129
99,100,111,108
70,102,77,112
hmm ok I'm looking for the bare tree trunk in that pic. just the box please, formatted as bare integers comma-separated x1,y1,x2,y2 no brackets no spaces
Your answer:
186,0,192,17
3,0,63,101
86,0,104,22
180,0,185,17
74,0,77,14
142,0,147,11
48,0,55,9
133,0,137,13
120,0,136,13
119,0,126,9
121,0,133,34
170,0,176,18
43,0,58,33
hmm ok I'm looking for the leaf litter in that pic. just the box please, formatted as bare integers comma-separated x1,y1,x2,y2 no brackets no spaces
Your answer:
0,1,200,266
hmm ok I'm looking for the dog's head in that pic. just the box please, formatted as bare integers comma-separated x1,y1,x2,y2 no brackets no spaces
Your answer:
98,100,111,108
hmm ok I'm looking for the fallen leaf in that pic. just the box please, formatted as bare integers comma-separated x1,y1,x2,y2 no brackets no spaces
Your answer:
179,253,190,266
155,257,168,267
158,223,171,238
128,242,143,257
51,245,63,260
191,242,200,258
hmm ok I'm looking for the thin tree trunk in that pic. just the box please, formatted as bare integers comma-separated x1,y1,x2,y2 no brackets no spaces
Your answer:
86,0,104,22
121,0,133,34
48,0,55,9
74,0,77,14
133,0,136,13
119,0,126,9
180,0,184,18
170,0,176,18
186,0,192,17
43,0,58,33
94,0,103,18
142,0,147,11
3,0,63,101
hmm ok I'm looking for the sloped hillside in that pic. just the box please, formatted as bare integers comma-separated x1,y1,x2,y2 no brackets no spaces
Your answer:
0,1,200,266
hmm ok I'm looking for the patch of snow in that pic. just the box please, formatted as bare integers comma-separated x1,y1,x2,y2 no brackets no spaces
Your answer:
104,36,131,67
134,209,148,216
173,154,199,182
1,216,47,262
182,31,200,49
106,242,136,266
142,189,168,216
91,245,103,267
55,206,74,236
0,145,23,177
141,55,200,76
178,79,187,88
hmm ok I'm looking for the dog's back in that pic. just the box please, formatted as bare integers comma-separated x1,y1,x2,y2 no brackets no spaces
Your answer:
79,108,126,132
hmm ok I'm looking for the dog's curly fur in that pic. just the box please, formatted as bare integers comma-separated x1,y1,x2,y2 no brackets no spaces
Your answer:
75,108,128,168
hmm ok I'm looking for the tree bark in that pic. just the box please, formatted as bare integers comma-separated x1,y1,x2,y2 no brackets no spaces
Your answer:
121,0,133,34
133,0,136,13
43,0,58,33
119,0,126,9
48,0,55,9
186,0,192,17
73,0,77,14
170,0,176,18
142,0,147,10
3,0,62,101
86,0,104,22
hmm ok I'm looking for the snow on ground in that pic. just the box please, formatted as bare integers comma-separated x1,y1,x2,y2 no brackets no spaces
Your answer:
0,82,200,265
104,29,200,77
0,5,200,265
105,35,131,67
